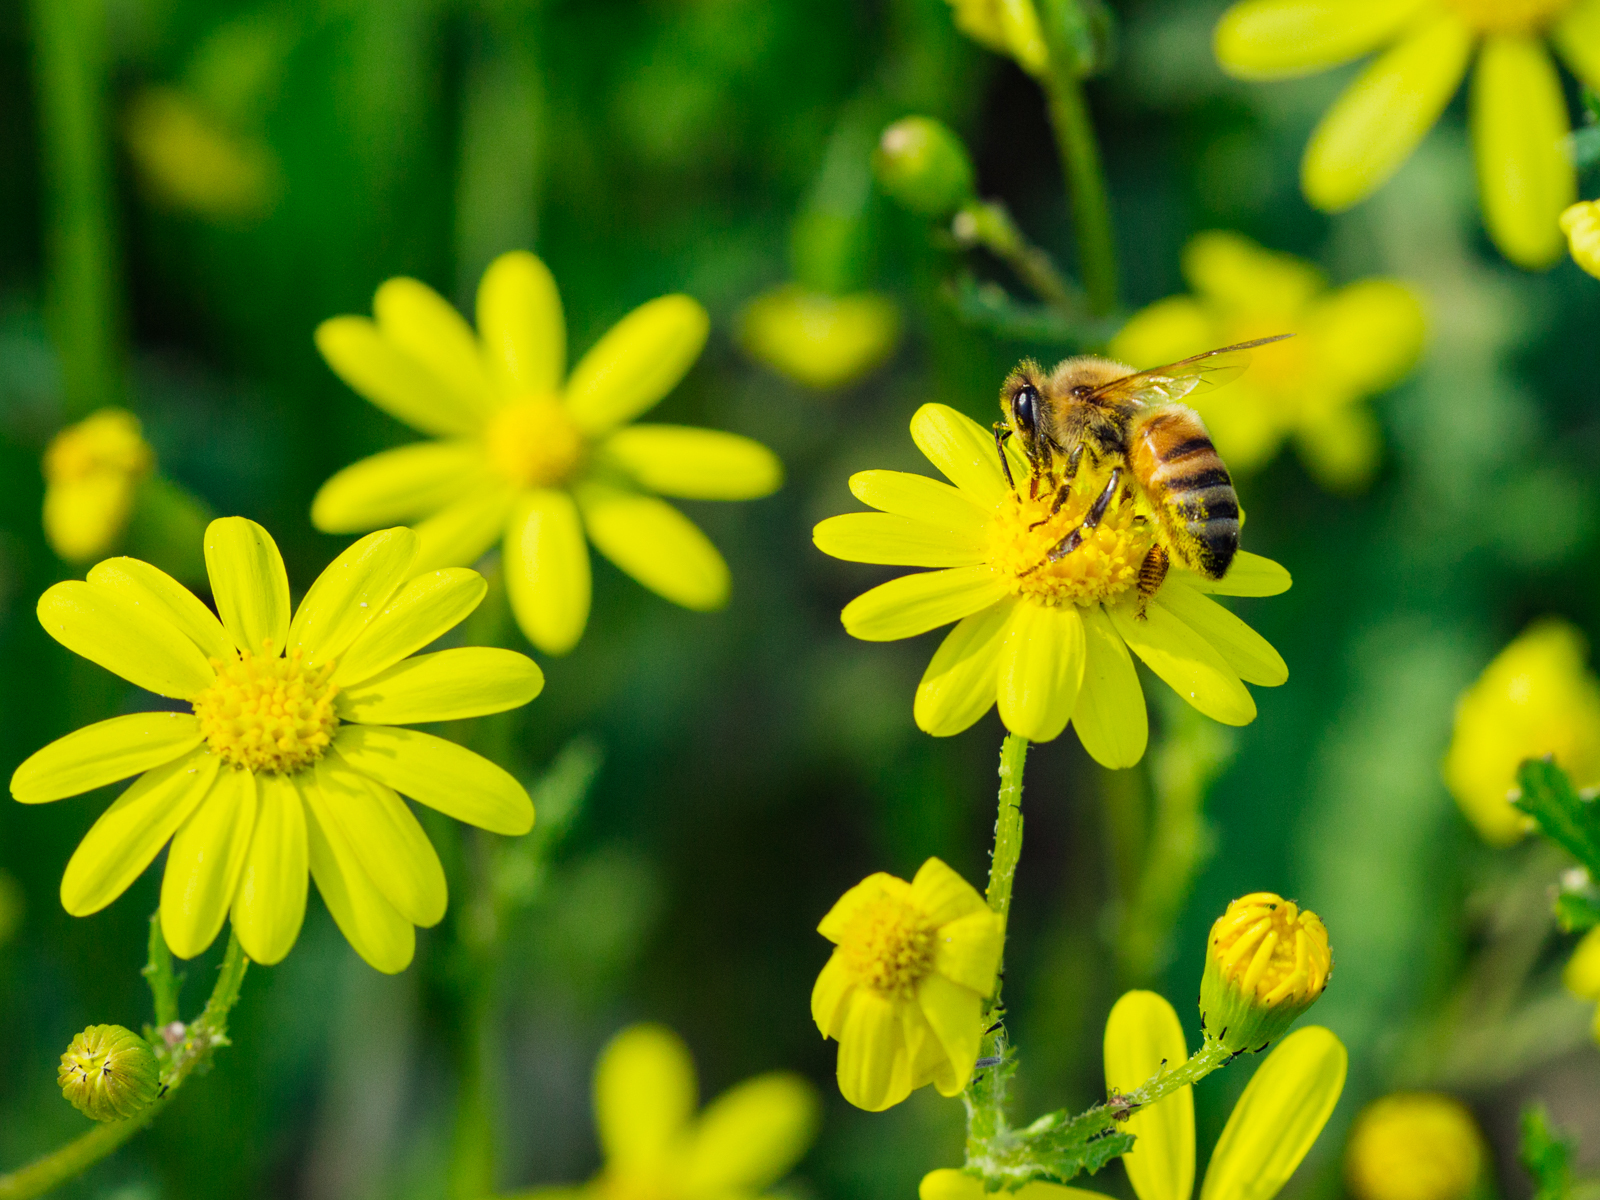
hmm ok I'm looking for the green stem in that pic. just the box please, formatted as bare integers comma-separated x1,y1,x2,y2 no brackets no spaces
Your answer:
987,733,1029,928
954,202,1084,317
447,828,502,1200
142,912,182,1028
1039,66,1117,316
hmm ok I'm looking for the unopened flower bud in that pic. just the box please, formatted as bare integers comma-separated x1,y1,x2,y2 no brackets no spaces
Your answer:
1345,1093,1483,1200
59,1024,161,1122
1560,201,1600,281
874,118,975,218
1199,892,1331,1054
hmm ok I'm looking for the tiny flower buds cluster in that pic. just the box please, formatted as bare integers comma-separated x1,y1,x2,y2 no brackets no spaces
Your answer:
874,118,975,219
58,1025,161,1122
1199,892,1331,1054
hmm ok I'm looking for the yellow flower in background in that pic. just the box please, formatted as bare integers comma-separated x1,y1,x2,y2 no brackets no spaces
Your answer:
737,285,901,389
313,251,782,655
1442,618,1600,846
944,0,1048,74
1562,201,1600,278
1563,926,1600,1039
1344,1093,1483,1200
508,1024,819,1200
43,409,154,562
124,87,279,220
11,517,542,972
812,858,1004,1112
1214,0,1600,267
814,403,1289,764
1110,232,1425,492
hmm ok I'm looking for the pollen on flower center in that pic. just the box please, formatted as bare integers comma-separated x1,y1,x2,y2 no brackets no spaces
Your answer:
1444,0,1571,33
192,644,340,774
1209,892,1331,1006
839,895,936,998
986,460,1156,607
485,395,585,488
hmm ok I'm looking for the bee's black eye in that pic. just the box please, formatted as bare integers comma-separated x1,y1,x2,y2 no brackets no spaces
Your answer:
1013,384,1039,433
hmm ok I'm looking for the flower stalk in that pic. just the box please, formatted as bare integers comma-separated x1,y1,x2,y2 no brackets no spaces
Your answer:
1039,57,1117,316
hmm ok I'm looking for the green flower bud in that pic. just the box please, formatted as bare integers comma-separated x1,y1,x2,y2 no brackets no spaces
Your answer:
874,118,975,218
59,1025,161,1122
1199,892,1331,1055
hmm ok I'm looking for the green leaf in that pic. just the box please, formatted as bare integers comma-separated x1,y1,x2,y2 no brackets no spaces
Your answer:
1521,1104,1575,1200
1513,758,1600,877
1555,888,1600,933
1000,1106,1136,1185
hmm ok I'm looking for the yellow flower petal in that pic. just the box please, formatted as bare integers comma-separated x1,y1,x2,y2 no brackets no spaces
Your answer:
602,425,783,500
1183,552,1292,597
841,566,1011,642
1565,927,1600,997
565,295,710,436
1293,404,1383,492
288,527,419,665
1182,230,1323,315
1560,200,1600,279
301,771,415,973
1301,16,1472,211
578,483,729,611
160,765,257,959
683,1073,820,1192
205,516,291,654
914,599,1015,736
1470,35,1575,269
334,724,534,835
504,488,591,655
1156,586,1288,686
37,580,216,699
1105,991,1195,1200
45,474,139,562
86,557,232,661
372,277,496,424
1200,1027,1347,1200
911,857,989,926
813,951,857,1038
477,251,565,397
921,1169,1108,1200
12,712,202,804
315,316,483,437
814,513,988,567
338,646,544,724
1553,0,1600,91
60,748,220,915
917,972,984,1093
1213,0,1427,79
229,772,308,966
817,871,911,941
334,567,487,687
836,989,912,1112
997,602,1086,743
933,911,1005,994
1308,280,1426,394
310,441,487,533
411,482,517,573
1072,605,1148,770
850,469,992,533
595,1024,698,1173
909,403,1008,506
1109,297,1215,371
1109,602,1256,725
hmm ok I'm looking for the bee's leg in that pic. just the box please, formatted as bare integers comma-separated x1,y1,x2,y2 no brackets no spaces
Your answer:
992,423,1017,494
1135,545,1169,619
1045,467,1121,563
1028,444,1085,530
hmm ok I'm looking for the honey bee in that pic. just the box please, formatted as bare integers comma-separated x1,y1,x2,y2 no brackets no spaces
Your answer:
995,335,1291,604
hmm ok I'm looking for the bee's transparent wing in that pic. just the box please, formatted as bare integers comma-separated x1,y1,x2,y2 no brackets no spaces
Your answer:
1087,334,1293,407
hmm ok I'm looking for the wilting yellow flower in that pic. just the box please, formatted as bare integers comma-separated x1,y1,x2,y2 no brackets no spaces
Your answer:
11,517,543,972
124,87,278,220
944,0,1048,74
1214,0,1598,267
313,252,781,655
1344,1093,1483,1200
1200,892,1332,1054
812,858,1004,1112
814,403,1289,763
1562,926,1600,1039
737,285,900,389
1561,201,1600,278
509,1024,819,1200
1110,232,1425,491
42,409,155,562
1442,618,1600,846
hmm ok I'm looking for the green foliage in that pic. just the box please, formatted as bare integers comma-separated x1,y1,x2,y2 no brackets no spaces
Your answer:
1514,759,1600,878
1520,1105,1575,1200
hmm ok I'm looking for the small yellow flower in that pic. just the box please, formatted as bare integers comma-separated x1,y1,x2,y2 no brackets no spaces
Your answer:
1562,926,1600,1039
1214,0,1599,267
813,403,1289,763
1561,200,1600,278
812,858,1004,1112
124,87,279,220
1442,619,1600,846
42,409,155,563
1344,1093,1483,1200
313,251,783,655
1110,232,1425,491
508,1024,819,1200
737,285,901,389
1200,892,1332,1054
12,517,544,972
944,0,1048,74
59,1025,161,1123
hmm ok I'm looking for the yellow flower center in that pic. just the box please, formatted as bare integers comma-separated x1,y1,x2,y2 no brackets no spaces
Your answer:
839,894,936,999
192,644,340,774
1208,892,1332,1006
1444,0,1572,32
484,395,585,488
43,408,154,487
987,461,1155,607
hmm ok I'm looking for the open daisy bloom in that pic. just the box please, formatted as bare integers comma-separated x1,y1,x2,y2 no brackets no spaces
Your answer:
1213,0,1600,267
311,251,782,656
508,1023,819,1200
11,517,542,973
814,403,1290,765
1110,231,1425,492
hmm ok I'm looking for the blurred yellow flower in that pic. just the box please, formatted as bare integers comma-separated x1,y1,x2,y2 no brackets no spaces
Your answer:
1214,0,1599,267
509,1023,819,1200
1442,619,1600,846
43,408,154,563
1199,892,1332,1053
1344,1093,1483,1200
737,285,900,389
124,87,279,220
1110,232,1425,492
1561,200,1600,278
814,402,1289,762
313,251,782,655
1563,926,1600,1039
944,0,1048,74
812,858,1003,1112
11,517,542,972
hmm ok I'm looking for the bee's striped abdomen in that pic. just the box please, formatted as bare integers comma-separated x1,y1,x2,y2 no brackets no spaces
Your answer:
1129,409,1239,579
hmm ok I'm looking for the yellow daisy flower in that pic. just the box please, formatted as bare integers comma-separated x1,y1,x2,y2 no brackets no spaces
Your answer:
508,1023,819,1200
1214,0,1599,267
1561,200,1600,278
1442,618,1600,846
1110,232,1425,492
312,251,783,655
1344,1093,1484,1200
813,403,1290,764
11,517,543,973
811,858,1004,1112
